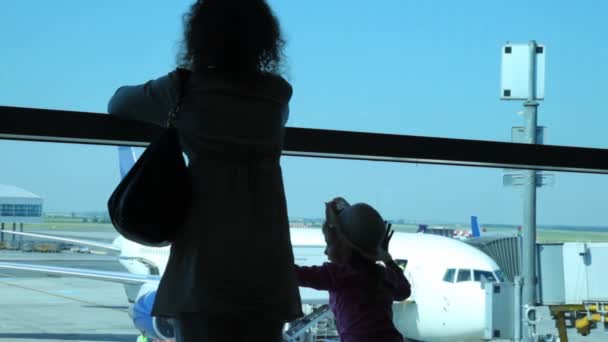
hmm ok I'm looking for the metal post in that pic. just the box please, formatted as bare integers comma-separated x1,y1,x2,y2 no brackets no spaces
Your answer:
1,222,4,242
19,223,23,248
522,40,539,342
12,222,16,243
514,276,523,340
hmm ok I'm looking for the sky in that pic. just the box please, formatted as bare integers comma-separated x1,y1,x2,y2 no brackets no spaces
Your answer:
1,0,608,226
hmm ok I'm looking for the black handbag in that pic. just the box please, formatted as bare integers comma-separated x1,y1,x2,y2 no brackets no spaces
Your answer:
108,72,191,247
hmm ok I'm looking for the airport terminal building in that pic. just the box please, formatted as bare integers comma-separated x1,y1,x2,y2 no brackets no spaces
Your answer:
0,184,43,224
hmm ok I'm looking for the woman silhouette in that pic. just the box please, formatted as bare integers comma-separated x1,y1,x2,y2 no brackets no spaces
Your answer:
108,1,302,340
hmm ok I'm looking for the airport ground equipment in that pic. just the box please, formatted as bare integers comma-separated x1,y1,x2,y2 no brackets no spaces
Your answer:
538,243,608,341
548,302,608,342
483,241,608,341
484,278,522,340
283,304,337,342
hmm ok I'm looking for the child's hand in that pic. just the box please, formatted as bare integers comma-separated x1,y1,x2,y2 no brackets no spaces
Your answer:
381,222,394,251
379,222,395,263
325,197,349,226
325,202,338,227
330,197,349,212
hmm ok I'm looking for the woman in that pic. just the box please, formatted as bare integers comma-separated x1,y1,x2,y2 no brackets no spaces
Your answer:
108,1,302,340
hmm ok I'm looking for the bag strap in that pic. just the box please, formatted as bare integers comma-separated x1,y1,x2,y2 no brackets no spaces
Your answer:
167,68,191,128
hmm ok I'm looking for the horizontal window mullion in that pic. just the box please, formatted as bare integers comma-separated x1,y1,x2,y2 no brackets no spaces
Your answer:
2,105,608,174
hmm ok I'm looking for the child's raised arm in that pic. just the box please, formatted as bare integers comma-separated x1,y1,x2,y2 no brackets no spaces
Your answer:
379,223,412,301
294,263,341,291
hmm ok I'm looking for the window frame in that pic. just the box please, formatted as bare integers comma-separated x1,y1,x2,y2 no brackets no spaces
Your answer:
2,105,608,174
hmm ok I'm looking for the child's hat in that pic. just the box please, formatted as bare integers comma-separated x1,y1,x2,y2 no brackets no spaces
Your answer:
328,200,385,260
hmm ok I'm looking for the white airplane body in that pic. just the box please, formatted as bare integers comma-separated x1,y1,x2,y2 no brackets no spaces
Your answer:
1,227,501,342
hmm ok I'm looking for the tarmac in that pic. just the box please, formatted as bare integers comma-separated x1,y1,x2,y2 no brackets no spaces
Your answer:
0,254,139,342
1,231,607,342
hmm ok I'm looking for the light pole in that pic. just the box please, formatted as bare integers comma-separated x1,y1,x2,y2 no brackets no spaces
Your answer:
521,40,539,342
500,40,546,342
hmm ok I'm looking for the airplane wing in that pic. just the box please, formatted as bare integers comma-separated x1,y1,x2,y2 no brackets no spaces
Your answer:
0,230,121,253
2,228,330,303
0,261,328,304
0,262,158,285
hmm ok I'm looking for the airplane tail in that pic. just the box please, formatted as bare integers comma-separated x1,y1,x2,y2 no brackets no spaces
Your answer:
471,216,481,237
416,224,428,233
118,146,137,179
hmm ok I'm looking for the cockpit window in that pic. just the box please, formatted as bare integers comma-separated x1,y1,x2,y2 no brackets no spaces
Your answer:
443,268,456,283
494,270,505,282
395,259,408,271
456,269,471,282
473,270,497,282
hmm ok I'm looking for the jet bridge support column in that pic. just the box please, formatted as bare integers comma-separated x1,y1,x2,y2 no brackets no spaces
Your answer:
19,223,23,248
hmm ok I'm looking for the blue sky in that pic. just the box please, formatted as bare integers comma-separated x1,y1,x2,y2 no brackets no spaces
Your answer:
1,1,608,226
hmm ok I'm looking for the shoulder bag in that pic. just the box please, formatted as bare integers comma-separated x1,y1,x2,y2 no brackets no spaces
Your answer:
108,71,191,247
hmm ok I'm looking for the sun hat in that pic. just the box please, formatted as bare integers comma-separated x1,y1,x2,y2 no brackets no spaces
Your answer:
327,200,386,260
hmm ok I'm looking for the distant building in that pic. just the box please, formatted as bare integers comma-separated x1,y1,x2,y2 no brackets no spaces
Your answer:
289,222,312,228
0,184,43,223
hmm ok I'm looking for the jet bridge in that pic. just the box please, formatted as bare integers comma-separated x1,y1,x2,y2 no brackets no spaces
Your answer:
481,241,608,341
466,235,522,282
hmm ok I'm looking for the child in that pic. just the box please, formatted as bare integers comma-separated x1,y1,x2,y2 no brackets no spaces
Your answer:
294,197,411,342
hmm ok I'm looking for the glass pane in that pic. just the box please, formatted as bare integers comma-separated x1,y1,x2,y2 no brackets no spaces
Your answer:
443,269,456,283
474,270,497,282
394,259,408,271
0,141,607,340
457,269,472,282
2,1,608,148
0,140,134,339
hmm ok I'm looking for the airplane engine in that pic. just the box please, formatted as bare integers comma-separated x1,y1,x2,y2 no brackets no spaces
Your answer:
129,290,175,340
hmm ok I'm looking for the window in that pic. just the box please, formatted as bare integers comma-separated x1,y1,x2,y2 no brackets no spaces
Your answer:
0,204,42,217
2,1,608,339
395,259,408,271
443,268,456,283
26,205,42,216
456,269,471,282
15,205,26,216
494,270,505,282
1,204,14,216
473,270,497,283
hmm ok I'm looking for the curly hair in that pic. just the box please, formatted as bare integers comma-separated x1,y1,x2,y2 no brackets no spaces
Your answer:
178,0,285,77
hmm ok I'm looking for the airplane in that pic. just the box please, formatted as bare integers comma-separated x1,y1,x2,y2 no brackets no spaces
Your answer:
0,147,503,342
416,216,502,240
467,216,522,239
